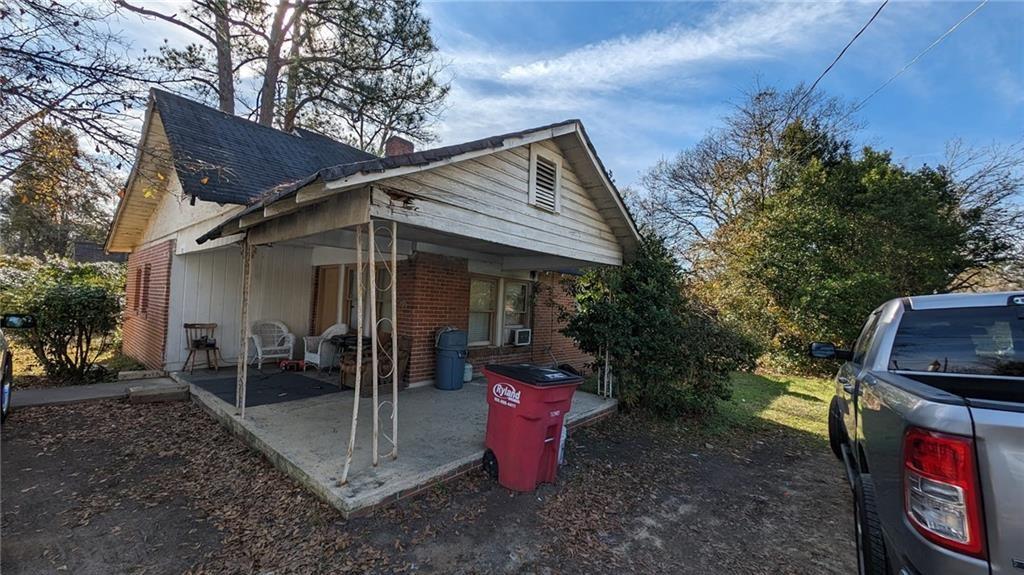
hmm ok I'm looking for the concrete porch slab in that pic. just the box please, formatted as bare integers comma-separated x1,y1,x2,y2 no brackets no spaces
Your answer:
172,369,615,517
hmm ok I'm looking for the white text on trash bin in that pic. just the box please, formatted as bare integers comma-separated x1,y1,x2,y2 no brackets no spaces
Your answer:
492,382,521,407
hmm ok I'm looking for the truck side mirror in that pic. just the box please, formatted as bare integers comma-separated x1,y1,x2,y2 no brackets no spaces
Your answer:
1,314,36,329
809,342,837,359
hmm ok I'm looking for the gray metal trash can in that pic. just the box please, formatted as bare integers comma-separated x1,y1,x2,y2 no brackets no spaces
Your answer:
435,327,468,390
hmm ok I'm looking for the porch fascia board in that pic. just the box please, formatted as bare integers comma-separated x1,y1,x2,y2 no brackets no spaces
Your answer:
248,187,371,246
368,187,623,267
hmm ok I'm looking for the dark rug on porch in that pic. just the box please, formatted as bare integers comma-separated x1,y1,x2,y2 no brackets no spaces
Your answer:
193,372,342,408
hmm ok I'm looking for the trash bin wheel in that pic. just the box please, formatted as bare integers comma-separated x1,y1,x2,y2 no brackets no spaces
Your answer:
482,449,499,480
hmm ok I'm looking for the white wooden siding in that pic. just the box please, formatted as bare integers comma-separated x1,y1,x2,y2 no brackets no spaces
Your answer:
370,144,623,265
138,171,242,254
164,244,313,370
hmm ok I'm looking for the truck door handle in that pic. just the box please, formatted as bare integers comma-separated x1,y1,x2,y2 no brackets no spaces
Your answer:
838,376,855,394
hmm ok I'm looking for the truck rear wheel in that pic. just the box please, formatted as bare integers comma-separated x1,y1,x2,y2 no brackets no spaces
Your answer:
854,475,889,575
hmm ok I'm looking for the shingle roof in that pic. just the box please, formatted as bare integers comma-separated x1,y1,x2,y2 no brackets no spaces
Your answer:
195,120,582,243
151,89,377,205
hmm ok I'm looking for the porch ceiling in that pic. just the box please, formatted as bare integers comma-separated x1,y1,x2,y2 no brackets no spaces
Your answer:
281,221,607,272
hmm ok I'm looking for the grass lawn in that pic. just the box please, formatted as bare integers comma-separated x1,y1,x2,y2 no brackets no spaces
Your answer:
706,372,835,442
8,340,144,387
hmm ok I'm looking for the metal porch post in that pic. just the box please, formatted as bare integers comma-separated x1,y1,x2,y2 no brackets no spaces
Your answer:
389,220,398,459
369,220,379,466
340,225,364,485
236,239,254,419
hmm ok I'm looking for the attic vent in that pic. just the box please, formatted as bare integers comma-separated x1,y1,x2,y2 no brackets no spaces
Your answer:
528,144,562,213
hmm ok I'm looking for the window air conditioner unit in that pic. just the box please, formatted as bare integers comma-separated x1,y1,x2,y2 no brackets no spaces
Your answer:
511,328,532,347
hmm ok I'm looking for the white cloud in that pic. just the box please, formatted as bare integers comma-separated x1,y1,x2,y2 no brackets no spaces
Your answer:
496,3,850,91
428,2,865,186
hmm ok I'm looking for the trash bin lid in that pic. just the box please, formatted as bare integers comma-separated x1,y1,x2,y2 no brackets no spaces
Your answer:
435,328,468,350
484,364,583,386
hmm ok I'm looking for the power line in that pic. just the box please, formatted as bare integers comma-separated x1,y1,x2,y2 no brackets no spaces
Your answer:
803,0,889,103
789,0,989,163
851,0,989,113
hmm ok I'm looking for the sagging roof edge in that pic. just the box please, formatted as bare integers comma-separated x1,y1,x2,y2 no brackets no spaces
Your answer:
196,119,641,249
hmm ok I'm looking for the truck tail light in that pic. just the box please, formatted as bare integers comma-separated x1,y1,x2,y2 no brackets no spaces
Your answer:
903,426,985,558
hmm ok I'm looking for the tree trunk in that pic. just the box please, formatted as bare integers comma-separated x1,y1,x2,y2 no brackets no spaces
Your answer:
256,0,291,127
213,0,234,114
281,6,306,132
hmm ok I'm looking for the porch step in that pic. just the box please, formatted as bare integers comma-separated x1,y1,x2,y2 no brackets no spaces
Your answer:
118,369,167,381
128,383,190,404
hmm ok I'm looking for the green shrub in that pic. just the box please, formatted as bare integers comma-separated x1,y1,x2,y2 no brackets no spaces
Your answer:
561,235,757,418
0,255,125,382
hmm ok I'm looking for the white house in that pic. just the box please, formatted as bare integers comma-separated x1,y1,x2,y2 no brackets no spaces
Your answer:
106,89,639,385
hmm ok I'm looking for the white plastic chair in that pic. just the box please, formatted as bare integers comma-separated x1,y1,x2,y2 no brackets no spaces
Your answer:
303,323,348,372
250,320,296,368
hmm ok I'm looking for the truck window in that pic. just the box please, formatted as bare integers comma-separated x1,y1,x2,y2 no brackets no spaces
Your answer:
889,306,1024,376
852,312,881,366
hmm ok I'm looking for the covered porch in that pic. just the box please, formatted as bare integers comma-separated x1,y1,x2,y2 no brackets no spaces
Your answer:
173,367,616,517
174,123,636,516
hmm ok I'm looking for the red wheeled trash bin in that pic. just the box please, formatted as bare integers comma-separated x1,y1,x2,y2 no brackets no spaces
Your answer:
482,364,583,491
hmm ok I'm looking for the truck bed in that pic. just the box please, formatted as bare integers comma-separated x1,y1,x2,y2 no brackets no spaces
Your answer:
894,371,1023,405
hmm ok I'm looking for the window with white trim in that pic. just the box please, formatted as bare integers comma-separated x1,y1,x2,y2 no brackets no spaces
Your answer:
468,277,497,346
502,280,530,344
528,144,562,213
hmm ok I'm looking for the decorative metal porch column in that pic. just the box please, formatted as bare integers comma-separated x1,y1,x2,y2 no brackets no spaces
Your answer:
340,219,398,484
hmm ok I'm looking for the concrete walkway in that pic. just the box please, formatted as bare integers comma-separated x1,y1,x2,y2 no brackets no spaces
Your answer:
11,378,181,408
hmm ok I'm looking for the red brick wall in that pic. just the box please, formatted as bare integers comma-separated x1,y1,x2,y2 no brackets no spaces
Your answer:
397,252,470,383
397,253,591,384
529,272,592,372
122,240,173,369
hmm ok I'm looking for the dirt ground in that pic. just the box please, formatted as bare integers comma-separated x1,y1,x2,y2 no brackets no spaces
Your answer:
1,399,854,574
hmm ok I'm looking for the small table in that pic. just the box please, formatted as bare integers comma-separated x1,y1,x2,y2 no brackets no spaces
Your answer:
278,359,306,371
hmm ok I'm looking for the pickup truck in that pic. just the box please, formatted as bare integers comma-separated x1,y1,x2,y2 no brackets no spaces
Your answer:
810,291,1023,575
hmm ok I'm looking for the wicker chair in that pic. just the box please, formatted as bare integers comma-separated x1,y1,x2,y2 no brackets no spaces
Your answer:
250,320,296,368
303,323,348,372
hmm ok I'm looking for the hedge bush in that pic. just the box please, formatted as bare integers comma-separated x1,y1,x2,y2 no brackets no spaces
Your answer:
561,235,757,418
0,256,124,382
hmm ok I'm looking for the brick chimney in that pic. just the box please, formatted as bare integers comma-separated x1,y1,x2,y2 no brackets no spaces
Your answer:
384,135,414,157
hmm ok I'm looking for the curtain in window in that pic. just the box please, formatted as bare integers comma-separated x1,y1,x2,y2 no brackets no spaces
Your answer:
469,278,496,344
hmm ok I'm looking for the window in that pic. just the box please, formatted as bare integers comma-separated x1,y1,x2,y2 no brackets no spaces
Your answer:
528,144,562,212
469,277,497,345
503,281,529,343
140,264,151,314
133,268,142,312
889,306,1023,376
852,312,881,365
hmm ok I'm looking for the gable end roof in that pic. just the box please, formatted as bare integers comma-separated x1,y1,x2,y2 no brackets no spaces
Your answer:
151,89,376,205
197,120,641,254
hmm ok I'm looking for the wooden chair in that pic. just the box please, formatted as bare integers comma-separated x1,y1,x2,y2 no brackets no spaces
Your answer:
184,323,221,374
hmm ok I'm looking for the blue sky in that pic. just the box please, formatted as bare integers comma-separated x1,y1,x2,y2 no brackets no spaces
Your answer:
417,1,1023,188
118,1,1023,189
